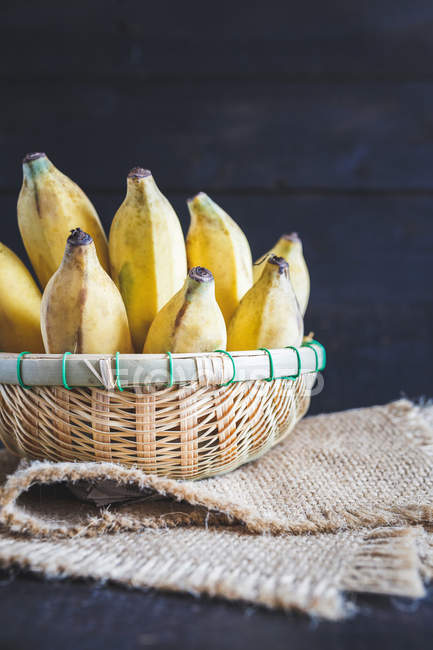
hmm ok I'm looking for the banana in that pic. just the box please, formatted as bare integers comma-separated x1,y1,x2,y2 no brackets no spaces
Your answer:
144,267,226,353
227,255,303,351
0,243,43,352
109,168,187,351
186,193,252,325
41,228,133,354
18,152,109,288
253,232,310,315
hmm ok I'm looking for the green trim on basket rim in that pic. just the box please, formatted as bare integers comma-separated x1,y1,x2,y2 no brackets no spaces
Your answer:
115,351,124,392
166,351,174,388
11,342,325,391
16,351,31,389
283,345,301,381
62,351,72,390
214,349,236,386
302,339,326,372
258,347,275,382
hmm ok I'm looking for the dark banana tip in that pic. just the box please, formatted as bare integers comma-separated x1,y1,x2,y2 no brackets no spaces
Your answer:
268,254,289,273
23,152,46,164
188,266,213,283
128,167,152,179
67,228,93,246
282,232,300,242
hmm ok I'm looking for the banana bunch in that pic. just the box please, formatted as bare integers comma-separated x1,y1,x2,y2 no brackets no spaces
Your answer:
3,153,312,357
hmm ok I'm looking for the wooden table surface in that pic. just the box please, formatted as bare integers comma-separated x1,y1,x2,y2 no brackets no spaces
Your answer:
1,1,433,647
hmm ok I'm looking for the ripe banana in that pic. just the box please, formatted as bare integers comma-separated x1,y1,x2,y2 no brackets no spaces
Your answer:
144,267,226,353
186,193,252,324
18,152,109,288
253,232,310,315
109,168,187,352
227,255,303,351
41,229,133,354
0,243,43,352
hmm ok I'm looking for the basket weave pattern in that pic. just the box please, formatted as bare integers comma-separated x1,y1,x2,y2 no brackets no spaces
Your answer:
0,375,310,479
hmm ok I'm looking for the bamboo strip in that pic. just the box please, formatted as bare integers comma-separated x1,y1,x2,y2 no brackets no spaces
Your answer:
0,346,324,387
91,390,112,462
135,390,157,473
53,387,72,453
179,384,199,478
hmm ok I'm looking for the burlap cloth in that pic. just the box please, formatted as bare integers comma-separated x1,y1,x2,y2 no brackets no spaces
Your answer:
0,399,432,619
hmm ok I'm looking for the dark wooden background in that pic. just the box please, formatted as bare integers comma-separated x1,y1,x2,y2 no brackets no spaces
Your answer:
1,1,433,648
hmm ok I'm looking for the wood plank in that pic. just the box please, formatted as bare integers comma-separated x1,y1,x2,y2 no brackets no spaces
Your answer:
3,1,433,82
307,300,433,415
3,568,433,650
3,81,433,192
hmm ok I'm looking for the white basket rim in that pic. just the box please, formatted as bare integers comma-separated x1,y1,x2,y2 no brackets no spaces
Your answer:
0,343,325,388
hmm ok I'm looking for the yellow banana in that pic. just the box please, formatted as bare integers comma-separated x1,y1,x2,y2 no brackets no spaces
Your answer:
227,255,303,351
18,152,109,288
41,229,133,354
253,232,310,315
0,243,43,352
186,193,252,324
109,168,187,352
144,267,226,353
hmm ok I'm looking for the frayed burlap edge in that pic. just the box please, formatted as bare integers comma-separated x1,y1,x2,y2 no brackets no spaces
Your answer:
0,400,432,539
0,526,425,620
340,526,425,598
0,459,242,538
417,526,433,582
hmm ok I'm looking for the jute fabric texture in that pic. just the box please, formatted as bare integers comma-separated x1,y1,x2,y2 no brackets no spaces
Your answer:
0,399,432,620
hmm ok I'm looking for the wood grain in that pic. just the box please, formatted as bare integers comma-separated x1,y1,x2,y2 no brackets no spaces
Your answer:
3,1,433,82
3,81,433,192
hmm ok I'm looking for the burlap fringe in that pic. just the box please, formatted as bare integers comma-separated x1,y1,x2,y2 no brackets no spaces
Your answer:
0,526,425,620
417,526,433,582
387,399,433,454
340,527,425,598
0,400,432,539
0,534,343,620
2,458,433,540
0,459,239,538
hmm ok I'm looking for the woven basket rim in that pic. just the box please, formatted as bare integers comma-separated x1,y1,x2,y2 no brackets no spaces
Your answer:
0,343,325,389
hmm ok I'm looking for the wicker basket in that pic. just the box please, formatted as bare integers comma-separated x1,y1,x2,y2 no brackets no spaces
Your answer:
0,344,324,480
